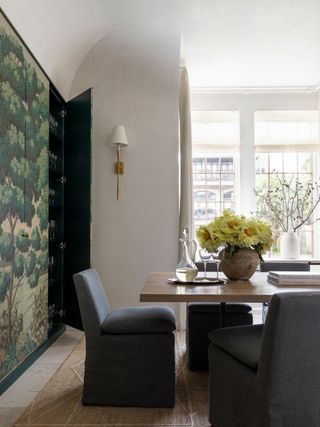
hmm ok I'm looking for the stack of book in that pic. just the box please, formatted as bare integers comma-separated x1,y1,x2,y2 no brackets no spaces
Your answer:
267,271,320,287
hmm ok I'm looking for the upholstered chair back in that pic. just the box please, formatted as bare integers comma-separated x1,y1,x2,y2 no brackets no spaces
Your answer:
73,268,110,337
257,292,320,422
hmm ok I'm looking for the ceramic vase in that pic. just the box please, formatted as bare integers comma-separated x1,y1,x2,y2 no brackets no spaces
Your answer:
280,231,300,259
219,247,260,281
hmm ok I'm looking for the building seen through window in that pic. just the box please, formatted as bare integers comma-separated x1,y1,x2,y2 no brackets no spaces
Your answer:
191,111,240,231
193,155,235,227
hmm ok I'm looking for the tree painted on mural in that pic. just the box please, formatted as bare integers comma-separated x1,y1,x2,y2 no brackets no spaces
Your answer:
0,21,48,379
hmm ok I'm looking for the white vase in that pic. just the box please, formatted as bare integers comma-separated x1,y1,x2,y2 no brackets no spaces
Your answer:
280,231,300,259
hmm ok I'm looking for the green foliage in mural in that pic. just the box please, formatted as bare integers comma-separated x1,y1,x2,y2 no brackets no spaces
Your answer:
31,228,41,251
0,15,49,381
0,272,10,303
31,286,47,346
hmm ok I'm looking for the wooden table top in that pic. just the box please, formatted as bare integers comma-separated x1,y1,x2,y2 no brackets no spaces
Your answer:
140,272,320,303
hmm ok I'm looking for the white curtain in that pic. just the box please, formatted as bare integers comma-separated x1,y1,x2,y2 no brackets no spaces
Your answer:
179,66,194,241
178,66,193,331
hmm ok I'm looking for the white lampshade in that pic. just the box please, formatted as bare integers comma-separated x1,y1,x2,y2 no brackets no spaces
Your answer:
109,125,128,148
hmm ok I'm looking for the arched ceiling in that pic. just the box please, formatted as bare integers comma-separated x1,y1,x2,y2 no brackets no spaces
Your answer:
1,0,320,98
1,0,109,98
0,0,183,99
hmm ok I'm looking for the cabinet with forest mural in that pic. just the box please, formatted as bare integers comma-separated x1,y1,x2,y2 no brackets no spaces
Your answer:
0,13,49,387
0,9,91,393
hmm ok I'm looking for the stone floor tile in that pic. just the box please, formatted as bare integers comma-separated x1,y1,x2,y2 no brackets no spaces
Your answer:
0,407,24,427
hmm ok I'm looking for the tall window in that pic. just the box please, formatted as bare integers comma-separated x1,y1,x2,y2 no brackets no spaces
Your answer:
191,111,240,230
255,110,320,256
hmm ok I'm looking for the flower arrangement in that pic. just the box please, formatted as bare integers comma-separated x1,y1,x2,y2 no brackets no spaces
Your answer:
255,175,320,232
196,210,273,261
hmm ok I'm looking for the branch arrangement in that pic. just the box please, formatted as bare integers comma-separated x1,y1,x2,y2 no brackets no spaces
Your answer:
255,175,320,232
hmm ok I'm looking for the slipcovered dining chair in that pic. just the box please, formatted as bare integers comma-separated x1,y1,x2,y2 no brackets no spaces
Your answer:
208,291,320,427
73,268,176,407
186,262,253,371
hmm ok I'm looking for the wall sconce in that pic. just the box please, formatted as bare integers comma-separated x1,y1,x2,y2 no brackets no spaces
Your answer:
109,125,128,200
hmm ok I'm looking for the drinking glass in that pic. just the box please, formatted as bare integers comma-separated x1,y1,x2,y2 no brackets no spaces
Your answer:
199,249,212,278
211,248,223,280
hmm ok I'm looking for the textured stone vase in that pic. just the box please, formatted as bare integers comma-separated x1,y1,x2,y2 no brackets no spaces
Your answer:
219,248,260,281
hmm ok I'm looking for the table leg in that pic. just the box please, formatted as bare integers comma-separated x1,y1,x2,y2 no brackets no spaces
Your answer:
220,302,226,327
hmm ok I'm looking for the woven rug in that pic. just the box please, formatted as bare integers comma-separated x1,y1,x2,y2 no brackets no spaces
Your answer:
14,332,210,426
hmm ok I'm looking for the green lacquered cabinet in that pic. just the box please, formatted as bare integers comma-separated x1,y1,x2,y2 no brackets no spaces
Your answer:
63,89,92,330
48,86,91,334
0,9,91,394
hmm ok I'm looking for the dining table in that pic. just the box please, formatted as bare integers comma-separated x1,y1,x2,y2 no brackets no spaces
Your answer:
140,271,320,326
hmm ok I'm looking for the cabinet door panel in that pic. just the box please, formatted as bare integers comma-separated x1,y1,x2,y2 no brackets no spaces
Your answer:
24,48,49,348
0,11,49,383
64,89,91,330
48,87,65,334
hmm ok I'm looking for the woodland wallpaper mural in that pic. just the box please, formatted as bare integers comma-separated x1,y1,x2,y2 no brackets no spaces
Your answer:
0,13,49,381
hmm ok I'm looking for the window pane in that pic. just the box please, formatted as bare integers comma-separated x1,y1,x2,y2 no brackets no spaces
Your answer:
255,174,268,192
223,202,234,210
256,153,268,173
299,229,313,256
221,173,234,182
192,158,205,172
207,173,220,181
207,203,218,219
269,153,283,173
283,153,297,173
194,191,206,200
298,153,312,173
223,191,234,202
207,158,219,172
221,157,234,172
207,191,216,200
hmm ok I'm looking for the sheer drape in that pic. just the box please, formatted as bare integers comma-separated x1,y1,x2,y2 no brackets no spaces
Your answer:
179,66,193,241
179,66,193,330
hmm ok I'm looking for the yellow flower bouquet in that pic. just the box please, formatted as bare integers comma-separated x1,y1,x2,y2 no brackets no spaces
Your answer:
196,210,273,261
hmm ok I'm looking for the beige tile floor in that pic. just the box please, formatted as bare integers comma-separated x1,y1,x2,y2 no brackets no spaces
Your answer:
0,327,84,427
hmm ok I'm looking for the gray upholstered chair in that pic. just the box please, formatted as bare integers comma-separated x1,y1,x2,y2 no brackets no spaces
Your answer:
73,268,176,407
208,292,320,427
186,261,253,371
260,261,310,321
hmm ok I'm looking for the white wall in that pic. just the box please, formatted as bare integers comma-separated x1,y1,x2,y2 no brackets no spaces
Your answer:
70,29,181,314
191,90,320,216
